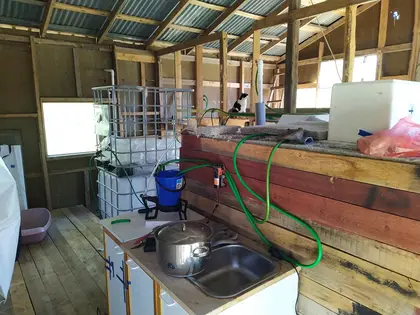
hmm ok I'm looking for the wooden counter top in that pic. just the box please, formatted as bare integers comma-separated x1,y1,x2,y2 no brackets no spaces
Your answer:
122,234,297,315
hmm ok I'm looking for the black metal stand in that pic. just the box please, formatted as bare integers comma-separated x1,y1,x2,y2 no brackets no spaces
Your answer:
139,195,188,221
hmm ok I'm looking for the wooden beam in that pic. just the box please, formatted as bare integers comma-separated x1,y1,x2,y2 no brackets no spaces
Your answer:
0,113,38,118
30,37,52,210
284,0,301,114
315,41,325,106
254,0,376,32
72,48,82,97
140,62,146,86
376,0,389,80
277,2,378,63
342,5,357,82
146,0,191,49
228,2,289,53
220,32,228,111
174,51,182,114
98,0,126,44
40,0,56,37
409,0,420,80
195,45,204,119
239,60,245,97
54,2,108,16
206,0,247,36
156,32,220,56
250,30,261,112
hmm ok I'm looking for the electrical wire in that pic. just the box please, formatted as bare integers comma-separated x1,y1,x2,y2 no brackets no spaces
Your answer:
309,0,342,82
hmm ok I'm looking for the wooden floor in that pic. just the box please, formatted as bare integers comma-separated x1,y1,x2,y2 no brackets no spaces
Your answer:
0,206,107,315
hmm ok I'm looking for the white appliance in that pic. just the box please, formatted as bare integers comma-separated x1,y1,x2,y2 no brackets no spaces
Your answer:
0,145,28,210
328,80,420,143
0,157,21,300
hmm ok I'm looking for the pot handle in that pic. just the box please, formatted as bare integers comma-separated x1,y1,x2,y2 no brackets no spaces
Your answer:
192,246,210,258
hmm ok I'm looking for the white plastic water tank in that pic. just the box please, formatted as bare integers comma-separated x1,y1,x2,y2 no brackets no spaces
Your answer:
328,80,420,143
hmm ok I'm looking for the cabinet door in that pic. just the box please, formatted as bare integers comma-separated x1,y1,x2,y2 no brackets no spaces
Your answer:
126,258,154,315
105,234,127,315
160,290,189,315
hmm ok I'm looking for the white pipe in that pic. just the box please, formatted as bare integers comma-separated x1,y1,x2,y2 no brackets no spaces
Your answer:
105,69,115,86
257,60,264,104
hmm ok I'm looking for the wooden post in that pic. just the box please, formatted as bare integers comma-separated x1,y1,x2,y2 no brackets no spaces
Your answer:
174,51,182,121
376,0,389,80
284,0,301,113
84,170,91,209
73,48,82,97
409,0,420,80
251,30,261,112
30,37,52,210
315,41,325,106
343,5,357,82
195,45,204,120
239,60,245,98
220,31,228,111
140,62,146,86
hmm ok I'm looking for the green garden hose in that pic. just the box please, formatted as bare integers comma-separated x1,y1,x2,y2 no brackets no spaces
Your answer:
158,136,323,269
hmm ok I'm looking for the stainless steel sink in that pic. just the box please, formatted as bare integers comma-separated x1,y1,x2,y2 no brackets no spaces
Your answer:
188,244,278,299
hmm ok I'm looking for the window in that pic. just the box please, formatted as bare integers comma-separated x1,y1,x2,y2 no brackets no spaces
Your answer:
296,54,378,109
42,102,96,157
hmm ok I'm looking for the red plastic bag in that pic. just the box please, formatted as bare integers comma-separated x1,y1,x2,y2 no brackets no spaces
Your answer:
357,117,420,157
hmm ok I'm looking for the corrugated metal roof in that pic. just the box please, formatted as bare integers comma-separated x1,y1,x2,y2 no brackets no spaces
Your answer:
199,0,235,6
110,19,157,39
174,4,220,29
0,0,43,23
262,24,287,37
233,40,265,54
51,9,106,34
215,15,254,36
315,11,342,26
241,0,285,16
204,38,233,49
264,43,286,56
298,29,316,43
122,0,178,21
158,28,198,42
49,23,97,35
56,0,115,11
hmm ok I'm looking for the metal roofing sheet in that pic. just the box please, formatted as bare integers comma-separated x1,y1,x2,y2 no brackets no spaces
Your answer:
122,0,179,21
314,11,342,26
49,23,98,35
158,28,198,43
233,40,264,54
110,19,157,39
215,15,254,36
199,0,235,6
0,0,43,23
264,43,286,56
56,0,115,11
174,4,220,29
298,29,316,43
241,0,285,16
262,24,286,37
204,38,233,49
51,9,106,33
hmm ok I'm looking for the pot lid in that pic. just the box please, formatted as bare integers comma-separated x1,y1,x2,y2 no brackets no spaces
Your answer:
156,221,212,245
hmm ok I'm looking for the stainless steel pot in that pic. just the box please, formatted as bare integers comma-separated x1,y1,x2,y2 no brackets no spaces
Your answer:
155,221,212,277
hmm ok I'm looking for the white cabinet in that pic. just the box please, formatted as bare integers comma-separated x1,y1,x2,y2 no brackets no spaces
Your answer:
160,290,189,315
105,234,127,315
126,258,154,315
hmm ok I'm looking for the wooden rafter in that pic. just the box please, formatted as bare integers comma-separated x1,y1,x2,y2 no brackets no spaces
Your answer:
40,0,56,37
228,1,289,53
409,0,420,80
253,0,377,32
145,0,191,49
277,1,378,63
98,0,126,44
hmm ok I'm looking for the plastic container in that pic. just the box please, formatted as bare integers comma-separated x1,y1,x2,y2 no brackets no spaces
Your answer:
21,208,51,245
328,80,420,143
155,170,184,207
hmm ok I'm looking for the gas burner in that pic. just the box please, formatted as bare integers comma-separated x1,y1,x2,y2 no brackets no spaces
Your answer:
138,195,188,221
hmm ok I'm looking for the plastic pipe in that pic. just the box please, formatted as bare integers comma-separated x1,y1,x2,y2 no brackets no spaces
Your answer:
105,69,116,105
256,60,266,125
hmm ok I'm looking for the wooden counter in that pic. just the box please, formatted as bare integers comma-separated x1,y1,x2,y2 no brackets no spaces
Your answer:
122,235,297,315
181,134,420,315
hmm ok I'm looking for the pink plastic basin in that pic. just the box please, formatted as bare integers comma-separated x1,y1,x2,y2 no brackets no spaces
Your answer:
21,208,52,245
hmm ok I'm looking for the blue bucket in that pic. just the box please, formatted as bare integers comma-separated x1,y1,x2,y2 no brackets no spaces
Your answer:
155,170,185,207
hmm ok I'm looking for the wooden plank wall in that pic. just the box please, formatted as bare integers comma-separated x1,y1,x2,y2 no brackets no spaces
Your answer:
181,135,420,315
0,38,111,209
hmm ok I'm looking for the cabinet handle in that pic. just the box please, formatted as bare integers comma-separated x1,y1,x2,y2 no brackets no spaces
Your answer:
160,291,176,307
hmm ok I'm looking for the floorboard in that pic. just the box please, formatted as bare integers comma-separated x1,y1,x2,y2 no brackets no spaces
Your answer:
3,205,107,315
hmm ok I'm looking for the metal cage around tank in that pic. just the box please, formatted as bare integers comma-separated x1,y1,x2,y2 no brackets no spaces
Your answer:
92,85,194,218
